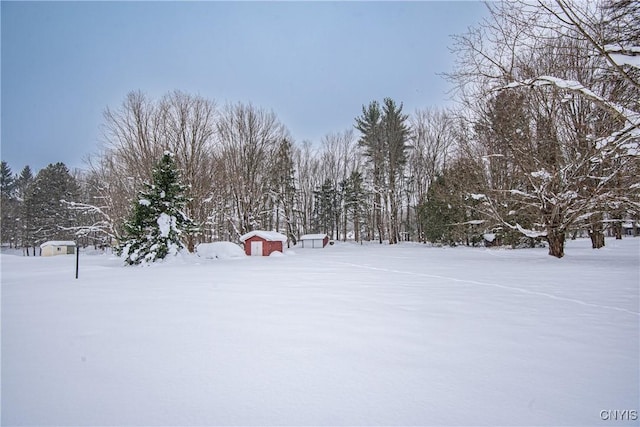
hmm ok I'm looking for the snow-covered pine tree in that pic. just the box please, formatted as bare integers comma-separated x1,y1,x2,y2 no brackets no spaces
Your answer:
118,152,197,265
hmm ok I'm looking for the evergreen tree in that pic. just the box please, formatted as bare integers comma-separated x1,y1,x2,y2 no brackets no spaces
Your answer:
343,171,367,242
118,152,197,265
355,101,385,243
0,161,15,198
15,166,34,252
381,98,410,244
418,175,464,245
1,161,18,246
312,179,339,237
23,163,79,247
355,98,410,244
15,166,34,199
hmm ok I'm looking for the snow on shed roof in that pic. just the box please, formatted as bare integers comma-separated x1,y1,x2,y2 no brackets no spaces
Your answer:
40,241,76,248
300,234,327,240
239,230,288,242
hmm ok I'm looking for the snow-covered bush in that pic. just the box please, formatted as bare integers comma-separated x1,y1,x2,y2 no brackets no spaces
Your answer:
196,242,245,260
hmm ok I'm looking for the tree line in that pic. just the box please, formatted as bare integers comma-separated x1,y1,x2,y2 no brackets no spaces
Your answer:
0,96,467,255
1,0,637,258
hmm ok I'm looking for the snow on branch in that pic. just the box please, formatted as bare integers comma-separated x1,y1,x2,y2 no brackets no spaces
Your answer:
500,75,640,154
61,200,118,240
469,193,487,201
604,44,640,69
448,219,486,226
509,189,538,199
530,169,552,180
515,223,547,238
501,76,636,119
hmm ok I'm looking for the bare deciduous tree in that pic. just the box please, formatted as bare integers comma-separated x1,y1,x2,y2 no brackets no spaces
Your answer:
447,0,639,257
215,102,289,236
93,91,218,249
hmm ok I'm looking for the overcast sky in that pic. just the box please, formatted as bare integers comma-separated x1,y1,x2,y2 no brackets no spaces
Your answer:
1,1,487,173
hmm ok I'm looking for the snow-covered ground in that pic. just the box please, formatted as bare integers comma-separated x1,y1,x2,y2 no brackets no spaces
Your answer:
2,238,639,426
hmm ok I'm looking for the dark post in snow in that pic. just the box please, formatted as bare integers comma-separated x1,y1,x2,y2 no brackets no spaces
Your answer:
75,243,79,279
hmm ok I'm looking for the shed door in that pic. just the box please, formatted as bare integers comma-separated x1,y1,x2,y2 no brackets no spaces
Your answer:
250,241,263,256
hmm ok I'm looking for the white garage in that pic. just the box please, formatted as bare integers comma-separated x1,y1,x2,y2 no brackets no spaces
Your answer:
40,241,76,257
298,234,329,249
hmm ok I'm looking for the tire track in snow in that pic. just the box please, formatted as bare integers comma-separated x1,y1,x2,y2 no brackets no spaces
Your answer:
333,261,640,317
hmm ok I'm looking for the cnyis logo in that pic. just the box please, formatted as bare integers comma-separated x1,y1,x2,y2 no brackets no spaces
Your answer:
600,410,638,421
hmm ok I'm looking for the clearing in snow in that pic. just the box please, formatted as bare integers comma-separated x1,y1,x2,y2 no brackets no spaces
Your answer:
1,238,638,425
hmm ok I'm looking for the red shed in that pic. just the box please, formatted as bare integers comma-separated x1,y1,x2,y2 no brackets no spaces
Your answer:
239,230,288,256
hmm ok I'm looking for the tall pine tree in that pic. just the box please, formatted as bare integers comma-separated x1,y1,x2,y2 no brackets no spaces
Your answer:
118,152,197,265
23,163,79,247
15,166,34,253
312,179,339,237
355,101,385,243
343,171,368,243
381,98,410,244
1,161,17,246
355,98,410,243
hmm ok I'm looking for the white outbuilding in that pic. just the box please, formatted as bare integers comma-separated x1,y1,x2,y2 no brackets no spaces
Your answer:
298,234,329,249
40,241,76,257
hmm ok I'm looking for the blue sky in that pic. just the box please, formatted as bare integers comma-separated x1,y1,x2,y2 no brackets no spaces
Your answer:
1,1,487,173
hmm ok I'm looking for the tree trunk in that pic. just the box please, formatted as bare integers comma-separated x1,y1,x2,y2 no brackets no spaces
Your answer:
405,193,411,242
589,231,605,248
589,216,605,249
589,229,605,249
547,230,565,258
342,207,347,242
186,236,195,253
354,213,360,243
613,221,622,240
389,204,397,245
376,200,383,244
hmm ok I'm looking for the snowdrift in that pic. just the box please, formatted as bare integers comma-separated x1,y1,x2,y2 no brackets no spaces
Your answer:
196,242,245,259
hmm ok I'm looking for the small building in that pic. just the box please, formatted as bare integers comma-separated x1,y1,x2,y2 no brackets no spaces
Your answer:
482,233,499,247
239,231,288,256
622,221,640,236
40,241,76,257
299,233,329,249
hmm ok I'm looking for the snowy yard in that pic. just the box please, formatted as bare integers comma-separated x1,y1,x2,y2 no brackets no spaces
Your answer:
2,238,638,426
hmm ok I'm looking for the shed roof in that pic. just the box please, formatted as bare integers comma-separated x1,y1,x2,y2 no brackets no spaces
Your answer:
40,241,76,248
239,230,288,242
300,234,328,240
